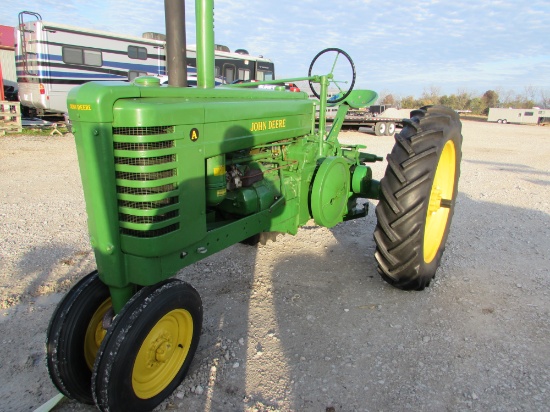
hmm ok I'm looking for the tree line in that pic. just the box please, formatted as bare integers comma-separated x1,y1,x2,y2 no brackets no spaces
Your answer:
378,86,550,115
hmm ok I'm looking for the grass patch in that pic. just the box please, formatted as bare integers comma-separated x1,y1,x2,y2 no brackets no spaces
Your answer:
459,114,488,122
4,126,71,137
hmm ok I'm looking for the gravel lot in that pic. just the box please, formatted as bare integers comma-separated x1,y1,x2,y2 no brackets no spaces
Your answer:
0,120,549,412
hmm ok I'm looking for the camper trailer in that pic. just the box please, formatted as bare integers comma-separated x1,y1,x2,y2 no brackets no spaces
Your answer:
16,11,275,117
16,12,166,116
488,107,550,125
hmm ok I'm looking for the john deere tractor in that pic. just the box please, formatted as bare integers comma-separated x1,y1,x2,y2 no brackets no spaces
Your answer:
45,0,462,410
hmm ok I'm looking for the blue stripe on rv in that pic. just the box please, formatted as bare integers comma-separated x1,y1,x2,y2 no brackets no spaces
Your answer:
16,54,196,75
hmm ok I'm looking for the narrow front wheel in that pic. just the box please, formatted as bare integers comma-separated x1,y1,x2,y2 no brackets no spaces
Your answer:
46,271,111,404
92,279,203,412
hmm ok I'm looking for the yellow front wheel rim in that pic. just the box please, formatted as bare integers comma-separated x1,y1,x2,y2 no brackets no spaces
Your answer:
132,309,193,399
423,140,456,263
84,298,111,370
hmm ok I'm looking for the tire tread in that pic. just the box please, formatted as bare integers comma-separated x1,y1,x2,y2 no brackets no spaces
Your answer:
373,105,462,290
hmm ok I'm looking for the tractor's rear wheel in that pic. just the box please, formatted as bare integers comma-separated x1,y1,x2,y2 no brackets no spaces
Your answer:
46,271,111,404
373,105,462,290
92,279,202,412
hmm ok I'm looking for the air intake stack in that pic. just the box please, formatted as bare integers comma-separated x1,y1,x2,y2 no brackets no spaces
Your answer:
195,0,215,88
164,0,187,87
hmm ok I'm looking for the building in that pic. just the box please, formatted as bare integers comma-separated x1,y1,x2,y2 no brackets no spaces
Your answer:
0,25,16,82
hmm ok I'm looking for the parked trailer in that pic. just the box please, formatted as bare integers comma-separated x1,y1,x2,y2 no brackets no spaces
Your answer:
327,104,412,136
488,107,550,125
16,11,275,118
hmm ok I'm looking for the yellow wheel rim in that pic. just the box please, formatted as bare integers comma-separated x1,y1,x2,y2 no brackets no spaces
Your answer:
423,140,456,263
132,309,193,399
84,298,111,370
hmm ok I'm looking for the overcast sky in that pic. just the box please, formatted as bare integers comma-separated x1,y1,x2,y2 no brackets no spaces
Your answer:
2,0,549,98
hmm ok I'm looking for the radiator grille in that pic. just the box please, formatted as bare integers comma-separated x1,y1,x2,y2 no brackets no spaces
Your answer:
115,155,176,166
113,126,179,238
114,141,174,151
119,197,178,210
120,224,180,238
113,126,174,136
116,183,177,196
119,210,179,224
116,169,176,181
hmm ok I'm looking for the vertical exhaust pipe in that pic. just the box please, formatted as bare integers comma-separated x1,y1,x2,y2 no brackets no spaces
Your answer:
165,0,187,87
196,0,215,88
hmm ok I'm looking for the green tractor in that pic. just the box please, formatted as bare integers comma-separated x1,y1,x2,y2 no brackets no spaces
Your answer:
46,0,462,410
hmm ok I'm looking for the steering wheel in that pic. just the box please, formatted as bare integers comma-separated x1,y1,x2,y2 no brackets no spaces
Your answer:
308,48,356,104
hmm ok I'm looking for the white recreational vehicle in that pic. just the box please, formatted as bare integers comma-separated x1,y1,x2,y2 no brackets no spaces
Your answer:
16,11,275,118
487,107,550,125
16,12,165,117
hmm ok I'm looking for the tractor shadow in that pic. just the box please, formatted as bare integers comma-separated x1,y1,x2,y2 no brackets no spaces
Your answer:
0,243,95,411
464,158,550,184
173,190,550,411
4,190,549,411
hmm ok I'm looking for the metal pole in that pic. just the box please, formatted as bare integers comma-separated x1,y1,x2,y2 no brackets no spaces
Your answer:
164,0,187,87
318,75,328,155
196,0,215,88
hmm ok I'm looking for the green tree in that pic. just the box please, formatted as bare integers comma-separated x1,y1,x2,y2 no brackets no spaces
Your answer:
419,86,441,106
381,94,396,106
481,90,499,114
400,96,418,109
440,94,459,110
468,97,483,115
455,90,473,111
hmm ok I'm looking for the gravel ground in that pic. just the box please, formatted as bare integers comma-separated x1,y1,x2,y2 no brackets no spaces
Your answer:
0,120,549,412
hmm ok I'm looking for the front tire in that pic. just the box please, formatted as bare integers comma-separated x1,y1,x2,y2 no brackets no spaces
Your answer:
373,106,462,290
92,279,202,412
46,271,111,404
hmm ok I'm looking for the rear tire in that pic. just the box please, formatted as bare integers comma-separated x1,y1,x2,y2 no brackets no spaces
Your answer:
373,105,462,290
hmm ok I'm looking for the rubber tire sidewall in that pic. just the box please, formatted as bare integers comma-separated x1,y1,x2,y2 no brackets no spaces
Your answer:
375,122,386,136
46,271,109,404
92,279,203,412
386,122,396,136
